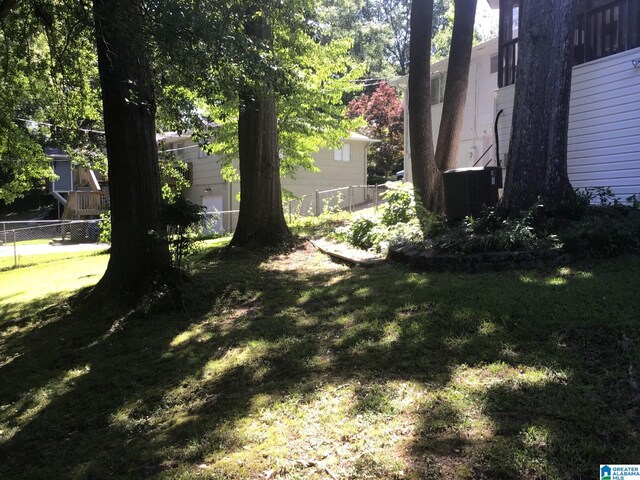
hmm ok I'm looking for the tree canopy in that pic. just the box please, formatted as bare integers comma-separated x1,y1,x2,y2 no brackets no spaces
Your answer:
319,0,455,78
0,0,103,204
347,81,403,177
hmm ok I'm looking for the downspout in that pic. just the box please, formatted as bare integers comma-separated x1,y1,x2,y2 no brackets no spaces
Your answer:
494,109,504,168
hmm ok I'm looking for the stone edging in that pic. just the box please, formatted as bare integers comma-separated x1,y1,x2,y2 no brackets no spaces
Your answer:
312,239,385,268
388,244,575,272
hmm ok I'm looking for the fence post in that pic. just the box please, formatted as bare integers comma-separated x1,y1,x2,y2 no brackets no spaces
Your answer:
289,200,292,223
349,186,353,213
13,230,17,268
2,222,5,245
374,183,378,212
315,190,320,216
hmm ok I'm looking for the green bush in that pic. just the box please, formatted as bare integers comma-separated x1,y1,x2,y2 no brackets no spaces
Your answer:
559,206,640,257
429,207,560,254
379,182,414,225
338,216,379,250
162,198,205,270
337,182,423,252
99,211,111,243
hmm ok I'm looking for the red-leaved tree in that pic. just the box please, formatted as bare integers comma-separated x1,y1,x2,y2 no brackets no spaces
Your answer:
347,82,404,178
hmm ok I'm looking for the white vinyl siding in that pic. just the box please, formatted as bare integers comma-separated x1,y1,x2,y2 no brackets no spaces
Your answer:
495,46,640,199
430,73,447,105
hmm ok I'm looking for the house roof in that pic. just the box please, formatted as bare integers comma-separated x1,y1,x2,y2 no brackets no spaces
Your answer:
44,147,69,159
347,132,380,143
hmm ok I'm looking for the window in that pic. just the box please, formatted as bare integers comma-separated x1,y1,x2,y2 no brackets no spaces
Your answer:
185,162,194,183
499,0,640,80
490,54,499,74
430,73,447,105
334,143,351,162
574,0,639,65
174,142,186,160
498,0,520,87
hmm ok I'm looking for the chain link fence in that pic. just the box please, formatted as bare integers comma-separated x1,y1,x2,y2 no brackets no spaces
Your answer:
199,210,239,237
1,184,390,268
197,184,389,234
0,220,104,269
285,184,388,222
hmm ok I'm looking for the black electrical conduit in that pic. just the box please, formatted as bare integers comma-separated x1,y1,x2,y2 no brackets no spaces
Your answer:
471,109,505,169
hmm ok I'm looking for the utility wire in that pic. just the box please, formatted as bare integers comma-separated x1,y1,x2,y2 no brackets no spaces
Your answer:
15,117,204,153
15,118,106,135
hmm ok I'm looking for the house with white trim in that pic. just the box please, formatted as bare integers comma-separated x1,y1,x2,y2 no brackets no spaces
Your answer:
396,0,640,199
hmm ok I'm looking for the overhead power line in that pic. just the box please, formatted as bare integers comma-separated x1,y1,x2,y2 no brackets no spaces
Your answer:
15,117,106,135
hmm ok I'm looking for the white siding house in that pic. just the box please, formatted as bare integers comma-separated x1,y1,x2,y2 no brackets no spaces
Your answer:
495,48,640,198
493,0,640,200
399,0,640,200
393,37,501,183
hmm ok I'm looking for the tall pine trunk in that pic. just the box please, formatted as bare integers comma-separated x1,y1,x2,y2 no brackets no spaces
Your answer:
501,0,576,213
230,13,291,247
408,0,436,213
93,0,171,297
430,0,478,211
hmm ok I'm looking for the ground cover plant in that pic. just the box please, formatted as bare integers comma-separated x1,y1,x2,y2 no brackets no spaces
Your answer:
1,237,640,479
338,184,640,259
335,182,423,252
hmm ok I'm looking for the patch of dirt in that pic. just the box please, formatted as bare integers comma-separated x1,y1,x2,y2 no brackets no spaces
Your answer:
266,241,349,274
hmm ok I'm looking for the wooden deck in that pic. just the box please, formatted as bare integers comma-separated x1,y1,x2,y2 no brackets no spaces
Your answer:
62,192,110,219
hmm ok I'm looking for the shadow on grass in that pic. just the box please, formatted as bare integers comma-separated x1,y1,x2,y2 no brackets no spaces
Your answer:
1,246,640,479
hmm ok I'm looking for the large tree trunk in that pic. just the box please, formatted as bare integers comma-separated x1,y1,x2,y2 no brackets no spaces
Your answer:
408,0,435,213
230,14,291,247
501,0,576,214
430,0,478,211
93,0,171,298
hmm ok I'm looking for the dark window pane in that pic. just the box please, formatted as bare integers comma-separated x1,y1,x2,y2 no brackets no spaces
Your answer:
490,54,499,74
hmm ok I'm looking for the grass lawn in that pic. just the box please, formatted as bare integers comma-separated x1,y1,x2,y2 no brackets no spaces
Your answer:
0,248,108,271
0,252,109,308
1,241,640,479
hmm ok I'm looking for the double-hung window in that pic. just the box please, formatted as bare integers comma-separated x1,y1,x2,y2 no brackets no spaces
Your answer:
334,143,351,162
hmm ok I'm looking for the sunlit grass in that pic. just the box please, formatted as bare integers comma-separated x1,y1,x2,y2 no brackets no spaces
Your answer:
0,252,108,307
0,248,107,271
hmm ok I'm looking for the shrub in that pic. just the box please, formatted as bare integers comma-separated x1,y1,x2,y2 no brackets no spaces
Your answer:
430,207,560,254
337,216,379,250
559,206,640,257
379,182,414,225
162,198,205,270
99,211,111,244
337,182,424,252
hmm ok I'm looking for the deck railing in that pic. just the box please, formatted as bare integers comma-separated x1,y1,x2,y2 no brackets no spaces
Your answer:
69,192,110,216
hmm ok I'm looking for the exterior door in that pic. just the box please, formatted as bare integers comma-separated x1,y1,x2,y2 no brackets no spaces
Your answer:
201,195,223,234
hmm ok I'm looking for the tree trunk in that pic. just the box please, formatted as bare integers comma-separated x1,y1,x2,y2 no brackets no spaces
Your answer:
431,0,478,211
230,14,291,247
501,0,576,214
92,0,171,298
408,0,435,213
